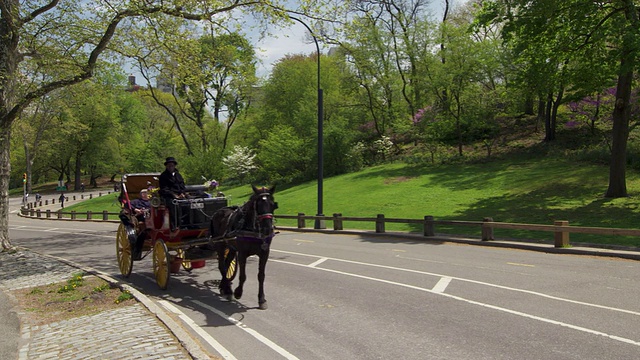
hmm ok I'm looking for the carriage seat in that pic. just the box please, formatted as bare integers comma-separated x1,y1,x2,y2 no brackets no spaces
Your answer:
184,184,209,198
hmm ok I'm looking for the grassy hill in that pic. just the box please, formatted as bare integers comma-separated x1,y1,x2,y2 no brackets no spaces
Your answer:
114,150,636,248
63,135,640,248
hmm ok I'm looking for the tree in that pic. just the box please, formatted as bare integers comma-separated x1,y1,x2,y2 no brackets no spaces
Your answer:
0,0,341,251
223,145,257,183
479,0,638,197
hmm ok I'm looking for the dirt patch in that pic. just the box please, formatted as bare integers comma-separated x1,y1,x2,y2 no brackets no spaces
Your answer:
11,273,135,326
384,176,415,184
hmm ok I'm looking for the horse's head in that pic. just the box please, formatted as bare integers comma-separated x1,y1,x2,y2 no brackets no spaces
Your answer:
250,184,278,238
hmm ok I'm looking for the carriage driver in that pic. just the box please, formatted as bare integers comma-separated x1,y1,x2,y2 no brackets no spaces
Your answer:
159,157,187,230
159,157,187,199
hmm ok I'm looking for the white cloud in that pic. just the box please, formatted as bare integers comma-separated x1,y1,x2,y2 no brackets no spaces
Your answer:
251,22,322,79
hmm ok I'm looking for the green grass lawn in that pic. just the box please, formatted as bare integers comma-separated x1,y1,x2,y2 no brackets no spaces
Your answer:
63,156,640,247
64,193,123,220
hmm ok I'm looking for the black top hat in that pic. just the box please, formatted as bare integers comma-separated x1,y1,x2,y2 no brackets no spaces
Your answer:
164,157,178,165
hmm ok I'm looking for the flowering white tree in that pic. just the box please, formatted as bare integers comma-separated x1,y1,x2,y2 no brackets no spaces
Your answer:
373,135,394,159
223,146,258,183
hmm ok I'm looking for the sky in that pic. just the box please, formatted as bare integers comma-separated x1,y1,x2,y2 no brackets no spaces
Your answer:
249,0,454,79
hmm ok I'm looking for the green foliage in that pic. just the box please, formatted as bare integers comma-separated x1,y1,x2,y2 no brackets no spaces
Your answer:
57,273,85,294
256,126,312,183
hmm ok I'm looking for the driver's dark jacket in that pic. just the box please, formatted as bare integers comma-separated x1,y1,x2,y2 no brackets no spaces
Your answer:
159,169,186,199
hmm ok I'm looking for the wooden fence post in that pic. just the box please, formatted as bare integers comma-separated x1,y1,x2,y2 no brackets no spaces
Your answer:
81,194,84,200
36,209,41,218
46,200,49,205
71,211,77,220
297,213,306,229
333,213,343,231
554,220,570,247
103,210,109,221
46,210,51,218
424,215,434,237
29,209,34,216
375,214,385,233
57,210,62,219
482,217,494,241
87,211,92,220
73,195,76,200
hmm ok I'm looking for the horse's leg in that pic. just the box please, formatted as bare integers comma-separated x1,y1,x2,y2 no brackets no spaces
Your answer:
257,249,270,310
217,244,233,299
233,251,247,300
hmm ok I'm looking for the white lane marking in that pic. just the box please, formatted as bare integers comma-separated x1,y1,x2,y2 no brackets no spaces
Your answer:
292,239,314,243
158,300,237,360
272,258,640,347
272,249,640,317
507,262,535,267
308,257,328,268
8,226,113,238
193,300,300,360
432,277,452,293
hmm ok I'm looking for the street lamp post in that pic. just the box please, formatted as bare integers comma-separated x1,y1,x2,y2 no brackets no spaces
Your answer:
290,16,325,229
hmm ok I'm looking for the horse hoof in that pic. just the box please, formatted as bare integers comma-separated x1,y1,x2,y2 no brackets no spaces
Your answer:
234,290,243,300
259,301,268,310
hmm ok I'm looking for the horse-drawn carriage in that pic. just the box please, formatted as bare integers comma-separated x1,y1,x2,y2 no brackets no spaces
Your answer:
115,172,278,309
115,173,232,289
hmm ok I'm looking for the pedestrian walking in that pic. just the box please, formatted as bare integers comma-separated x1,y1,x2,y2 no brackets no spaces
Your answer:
80,183,85,192
59,193,65,208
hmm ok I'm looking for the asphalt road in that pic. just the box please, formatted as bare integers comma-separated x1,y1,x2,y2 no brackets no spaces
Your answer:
8,202,640,359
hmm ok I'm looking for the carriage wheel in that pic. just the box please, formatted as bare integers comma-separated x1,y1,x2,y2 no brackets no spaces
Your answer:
116,223,133,278
177,249,193,272
224,248,237,281
153,239,171,290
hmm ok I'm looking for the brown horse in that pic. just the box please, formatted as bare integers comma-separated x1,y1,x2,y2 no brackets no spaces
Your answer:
209,185,277,309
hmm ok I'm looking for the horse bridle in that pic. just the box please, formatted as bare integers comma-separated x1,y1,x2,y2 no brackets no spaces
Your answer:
253,191,275,236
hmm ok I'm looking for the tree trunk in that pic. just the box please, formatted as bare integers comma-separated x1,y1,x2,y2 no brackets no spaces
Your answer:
74,154,82,191
23,139,32,194
605,70,633,197
551,87,564,139
0,120,13,251
544,93,555,141
605,0,637,198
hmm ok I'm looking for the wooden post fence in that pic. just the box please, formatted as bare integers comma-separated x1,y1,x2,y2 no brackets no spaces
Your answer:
424,215,434,237
333,213,343,231
482,217,494,241
554,220,570,247
375,214,385,233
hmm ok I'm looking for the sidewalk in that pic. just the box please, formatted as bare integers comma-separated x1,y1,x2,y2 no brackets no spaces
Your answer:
0,249,213,360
